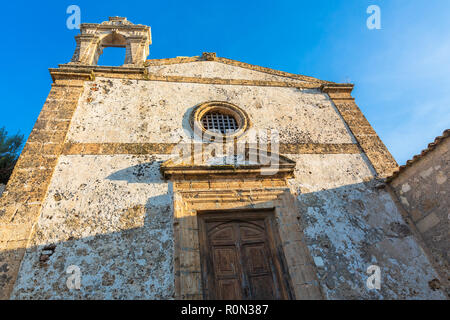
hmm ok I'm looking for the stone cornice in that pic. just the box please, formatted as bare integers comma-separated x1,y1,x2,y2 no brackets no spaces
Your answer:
51,56,357,90
321,83,354,94
81,23,150,30
50,64,326,88
160,164,296,180
57,64,147,74
49,64,330,89
160,150,296,180
49,68,95,83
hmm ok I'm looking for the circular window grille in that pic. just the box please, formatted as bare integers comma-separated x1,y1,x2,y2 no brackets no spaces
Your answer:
201,112,239,134
191,101,250,140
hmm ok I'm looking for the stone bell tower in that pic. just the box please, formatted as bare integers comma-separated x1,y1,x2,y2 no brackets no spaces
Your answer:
70,17,151,67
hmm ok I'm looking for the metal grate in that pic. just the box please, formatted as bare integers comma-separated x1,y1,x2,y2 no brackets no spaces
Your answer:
201,112,239,134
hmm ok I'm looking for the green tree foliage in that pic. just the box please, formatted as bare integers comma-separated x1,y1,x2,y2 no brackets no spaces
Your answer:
0,127,24,184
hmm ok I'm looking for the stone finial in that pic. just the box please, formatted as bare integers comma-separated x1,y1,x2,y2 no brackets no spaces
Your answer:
70,17,151,67
202,52,216,61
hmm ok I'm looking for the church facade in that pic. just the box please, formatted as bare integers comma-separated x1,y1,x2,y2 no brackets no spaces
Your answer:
0,17,446,299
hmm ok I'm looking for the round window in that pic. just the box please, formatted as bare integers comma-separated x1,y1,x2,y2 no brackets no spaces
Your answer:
191,101,250,140
201,112,239,134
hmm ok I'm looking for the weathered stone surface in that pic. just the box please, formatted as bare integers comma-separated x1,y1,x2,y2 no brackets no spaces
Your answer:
147,61,308,83
0,82,86,299
67,78,354,145
288,153,446,299
0,184,5,197
10,155,174,299
389,137,449,295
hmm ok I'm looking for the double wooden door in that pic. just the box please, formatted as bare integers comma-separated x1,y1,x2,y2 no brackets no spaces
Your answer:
198,211,292,300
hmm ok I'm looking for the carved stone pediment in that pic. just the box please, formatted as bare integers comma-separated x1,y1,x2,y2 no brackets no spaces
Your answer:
160,148,295,179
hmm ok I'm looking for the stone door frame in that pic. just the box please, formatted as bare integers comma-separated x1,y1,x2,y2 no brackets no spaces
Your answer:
171,178,323,300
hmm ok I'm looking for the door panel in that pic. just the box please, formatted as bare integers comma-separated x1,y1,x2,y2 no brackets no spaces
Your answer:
243,244,270,274
198,211,292,300
240,226,264,242
217,279,242,300
242,243,278,299
212,247,238,277
210,225,235,243
248,275,275,300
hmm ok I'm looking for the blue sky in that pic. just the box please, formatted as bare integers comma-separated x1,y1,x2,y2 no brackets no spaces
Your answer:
2,0,449,164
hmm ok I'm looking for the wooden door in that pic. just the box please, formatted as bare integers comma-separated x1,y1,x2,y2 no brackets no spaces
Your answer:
198,211,293,300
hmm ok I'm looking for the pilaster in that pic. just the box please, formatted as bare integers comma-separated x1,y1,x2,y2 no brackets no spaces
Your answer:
322,84,398,178
0,68,93,299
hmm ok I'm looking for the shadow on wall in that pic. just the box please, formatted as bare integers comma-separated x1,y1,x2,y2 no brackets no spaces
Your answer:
2,190,174,300
294,181,447,299
106,161,166,184
0,165,447,300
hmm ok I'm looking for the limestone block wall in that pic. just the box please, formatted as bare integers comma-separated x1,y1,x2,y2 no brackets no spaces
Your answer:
0,79,88,300
288,153,446,299
11,155,174,299
389,137,449,294
10,152,445,299
66,78,355,145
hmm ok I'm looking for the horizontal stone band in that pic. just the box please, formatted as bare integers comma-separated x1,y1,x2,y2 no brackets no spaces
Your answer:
61,142,360,155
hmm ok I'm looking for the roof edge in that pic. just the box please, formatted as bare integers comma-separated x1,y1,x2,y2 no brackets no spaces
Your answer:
145,53,335,85
387,129,450,182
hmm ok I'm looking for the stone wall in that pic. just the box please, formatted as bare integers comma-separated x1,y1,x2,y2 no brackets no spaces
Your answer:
67,77,354,145
11,155,174,299
288,154,445,299
389,137,449,295
0,76,89,300
3,59,445,299
0,184,5,197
